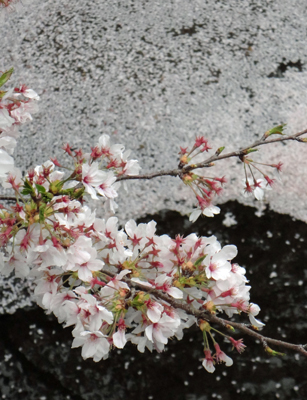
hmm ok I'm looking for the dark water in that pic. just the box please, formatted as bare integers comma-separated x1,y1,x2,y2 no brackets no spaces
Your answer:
0,201,306,400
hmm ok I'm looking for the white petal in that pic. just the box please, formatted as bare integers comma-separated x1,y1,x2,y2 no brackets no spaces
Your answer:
202,360,215,373
24,89,40,100
220,245,238,260
117,269,131,280
131,278,153,287
249,314,265,328
189,209,201,222
145,325,153,342
0,149,14,178
167,287,183,299
224,354,233,366
203,205,220,217
125,219,137,237
147,308,161,323
113,330,127,349
78,265,92,281
254,187,264,200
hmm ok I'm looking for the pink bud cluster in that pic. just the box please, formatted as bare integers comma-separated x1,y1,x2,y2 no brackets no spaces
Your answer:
179,136,226,221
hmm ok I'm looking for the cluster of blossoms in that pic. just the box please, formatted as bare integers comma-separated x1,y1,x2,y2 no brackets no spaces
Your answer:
239,125,285,201
0,70,267,372
59,132,140,213
0,152,263,373
179,138,226,222
0,68,40,181
241,155,283,201
179,133,284,220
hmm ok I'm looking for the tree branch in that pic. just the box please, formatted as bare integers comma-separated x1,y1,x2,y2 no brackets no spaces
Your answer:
104,270,307,358
117,127,307,181
207,314,307,357
0,195,19,202
1,128,306,202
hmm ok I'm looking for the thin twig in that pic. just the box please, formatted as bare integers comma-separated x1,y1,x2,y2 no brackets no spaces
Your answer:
117,127,307,181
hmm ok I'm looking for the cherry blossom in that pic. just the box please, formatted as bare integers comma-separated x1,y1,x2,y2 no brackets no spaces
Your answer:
0,71,274,372
243,178,272,200
72,330,110,362
154,274,183,299
214,343,233,366
202,349,215,373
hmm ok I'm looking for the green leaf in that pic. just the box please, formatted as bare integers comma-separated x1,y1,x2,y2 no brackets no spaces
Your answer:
35,184,46,194
23,179,33,189
243,148,258,154
42,192,54,201
215,146,225,156
265,124,286,138
61,188,74,196
20,189,33,196
0,68,14,88
194,255,206,267
39,204,46,223
21,179,35,196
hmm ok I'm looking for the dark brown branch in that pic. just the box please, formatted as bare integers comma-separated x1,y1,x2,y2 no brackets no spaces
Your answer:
0,195,19,202
186,127,307,171
103,270,307,358
207,314,307,357
116,169,179,181
117,127,307,181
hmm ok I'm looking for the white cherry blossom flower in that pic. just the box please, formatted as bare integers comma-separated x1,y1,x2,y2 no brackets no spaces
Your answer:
82,162,108,200
98,134,124,157
243,178,272,201
214,343,233,366
95,171,118,199
78,293,113,329
72,330,110,362
0,253,29,277
204,245,237,281
66,236,93,267
145,314,181,347
202,350,215,373
70,257,104,282
146,300,164,323
10,101,37,124
155,274,183,299
129,334,153,353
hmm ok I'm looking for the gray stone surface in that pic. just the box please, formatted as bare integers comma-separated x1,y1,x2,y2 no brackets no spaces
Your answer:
1,0,307,312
